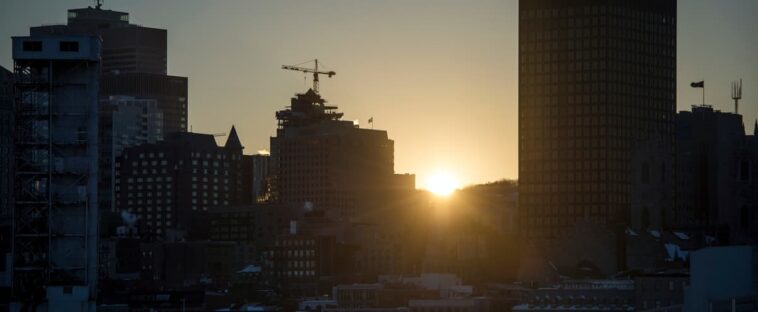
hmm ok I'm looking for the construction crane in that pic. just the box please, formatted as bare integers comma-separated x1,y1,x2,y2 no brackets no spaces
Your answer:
282,59,335,94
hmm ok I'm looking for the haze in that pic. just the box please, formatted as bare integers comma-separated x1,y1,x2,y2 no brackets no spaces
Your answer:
1,0,756,187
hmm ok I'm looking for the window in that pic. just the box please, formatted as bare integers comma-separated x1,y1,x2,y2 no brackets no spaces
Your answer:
23,41,42,52
59,41,79,52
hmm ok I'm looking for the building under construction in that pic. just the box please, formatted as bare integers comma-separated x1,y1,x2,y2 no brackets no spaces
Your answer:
12,34,101,311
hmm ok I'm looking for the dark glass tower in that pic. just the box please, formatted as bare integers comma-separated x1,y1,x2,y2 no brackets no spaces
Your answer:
518,0,676,239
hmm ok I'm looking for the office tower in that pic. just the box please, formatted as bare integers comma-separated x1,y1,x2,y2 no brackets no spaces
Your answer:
12,35,101,311
248,153,270,203
99,96,163,212
270,89,415,221
32,5,188,135
519,0,676,239
114,128,250,239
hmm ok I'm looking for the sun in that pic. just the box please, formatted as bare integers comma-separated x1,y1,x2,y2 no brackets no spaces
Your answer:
425,171,461,196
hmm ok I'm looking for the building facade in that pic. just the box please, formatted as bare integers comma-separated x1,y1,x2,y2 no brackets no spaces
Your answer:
270,89,414,222
674,105,758,244
12,34,101,311
32,5,188,135
0,66,12,220
518,0,677,240
114,129,249,239
99,96,163,212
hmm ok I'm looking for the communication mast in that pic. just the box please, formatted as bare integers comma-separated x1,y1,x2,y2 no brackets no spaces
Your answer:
732,79,743,114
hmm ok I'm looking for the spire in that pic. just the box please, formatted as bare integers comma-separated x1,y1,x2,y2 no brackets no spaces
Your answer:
224,125,243,150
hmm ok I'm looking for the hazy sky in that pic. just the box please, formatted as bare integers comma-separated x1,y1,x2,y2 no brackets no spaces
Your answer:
1,0,757,187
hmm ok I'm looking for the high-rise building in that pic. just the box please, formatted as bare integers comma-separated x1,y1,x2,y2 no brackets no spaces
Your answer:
518,0,676,240
270,89,415,221
114,128,250,239
99,96,163,212
12,34,101,311
32,5,188,135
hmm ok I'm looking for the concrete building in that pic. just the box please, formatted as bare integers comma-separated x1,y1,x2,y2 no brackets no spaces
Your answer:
518,0,677,277
12,34,101,311
270,89,415,222
114,128,250,239
99,96,163,212
32,5,188,135
684,246,758,312
673,105,758,244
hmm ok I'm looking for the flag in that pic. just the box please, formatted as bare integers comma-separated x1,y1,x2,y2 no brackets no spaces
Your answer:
691,81,704,88
368,117,373,124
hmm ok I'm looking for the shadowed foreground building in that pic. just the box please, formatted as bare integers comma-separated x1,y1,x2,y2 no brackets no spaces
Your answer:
12,34,101,311
518,0,676,275
115,128,249,239
32,5,188,135
270,89,415,221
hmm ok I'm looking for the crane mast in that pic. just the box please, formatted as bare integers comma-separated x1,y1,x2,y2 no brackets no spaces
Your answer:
281,59,336,94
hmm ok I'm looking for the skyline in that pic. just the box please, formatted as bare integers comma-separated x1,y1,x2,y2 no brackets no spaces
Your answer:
1,0,757,187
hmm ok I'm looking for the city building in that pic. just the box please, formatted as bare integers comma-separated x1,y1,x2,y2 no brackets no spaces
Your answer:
683,246,758,311
512,279,635,311
270,89,415,222
32,4,188,135
0,65,12,303
518,0,677,274
12,34,101,311
634,270,688,311
673,105,758,244
114,128,250,239
0,66,12,220
99,96,163,212
248,153,270,203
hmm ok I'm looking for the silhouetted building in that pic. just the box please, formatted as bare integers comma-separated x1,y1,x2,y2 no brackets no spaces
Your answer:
114,128,249,239
634,270,688,311
249,153,270,203
12,34,101,311
0,65,12,301
0,66,12,220
674,105,758,244
32,5,188,135
270,89,414,221
263,233,338,298
99,96,163,212
518,0,676,276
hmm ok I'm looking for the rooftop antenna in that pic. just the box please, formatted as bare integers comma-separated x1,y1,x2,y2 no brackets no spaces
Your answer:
732,79,743,114
95,0,103,9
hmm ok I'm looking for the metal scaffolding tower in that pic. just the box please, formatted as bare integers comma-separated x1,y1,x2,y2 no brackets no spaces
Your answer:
12,35,101,312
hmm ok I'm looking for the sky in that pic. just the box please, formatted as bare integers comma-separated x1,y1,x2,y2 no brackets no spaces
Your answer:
1,0,757,188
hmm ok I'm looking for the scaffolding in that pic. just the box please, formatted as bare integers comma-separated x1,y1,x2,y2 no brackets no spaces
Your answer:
12,35,100,310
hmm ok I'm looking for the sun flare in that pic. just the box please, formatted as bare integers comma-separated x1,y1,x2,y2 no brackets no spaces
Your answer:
425,171,460,196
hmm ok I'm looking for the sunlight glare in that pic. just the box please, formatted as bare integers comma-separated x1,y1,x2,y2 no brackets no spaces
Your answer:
425,171,460,196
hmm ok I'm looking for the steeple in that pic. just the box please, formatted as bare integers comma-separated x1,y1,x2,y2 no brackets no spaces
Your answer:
224,125,243,150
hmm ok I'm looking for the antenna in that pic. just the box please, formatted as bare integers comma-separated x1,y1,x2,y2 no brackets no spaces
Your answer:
95,0,103,9
732,79,743,114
